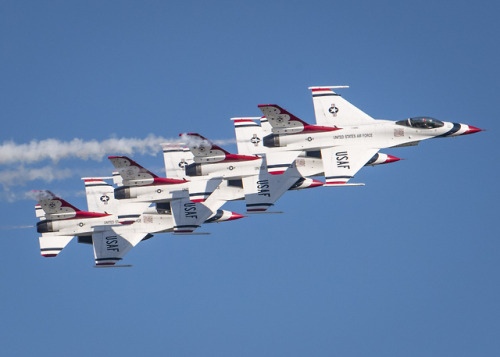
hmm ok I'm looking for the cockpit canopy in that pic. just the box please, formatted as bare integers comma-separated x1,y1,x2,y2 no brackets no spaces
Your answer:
396,117,444,129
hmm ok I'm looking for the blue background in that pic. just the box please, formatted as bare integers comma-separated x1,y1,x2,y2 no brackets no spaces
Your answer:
1,1,498,356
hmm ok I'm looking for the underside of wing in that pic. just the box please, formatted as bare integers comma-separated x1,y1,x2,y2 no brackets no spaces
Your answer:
243,167,301,212
170,193,214,233
92,226,147,266
321,146,379,186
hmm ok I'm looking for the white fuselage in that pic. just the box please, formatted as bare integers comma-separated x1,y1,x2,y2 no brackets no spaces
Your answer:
266,120,466,153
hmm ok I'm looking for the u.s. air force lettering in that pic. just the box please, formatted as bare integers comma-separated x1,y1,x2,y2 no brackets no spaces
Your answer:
257,180,271,197
106,235,119,252
336,151,350,169
184,202,198,219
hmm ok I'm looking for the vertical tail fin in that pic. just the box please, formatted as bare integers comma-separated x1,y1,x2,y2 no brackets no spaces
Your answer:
162,144,194,179
82,178,116,213
231,117,266,155
309,86,374,126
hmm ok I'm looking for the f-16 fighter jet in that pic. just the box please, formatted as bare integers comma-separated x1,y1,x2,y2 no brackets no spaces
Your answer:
108,156,245,232
232,117,401,180
254,87,482,185
181,133,323,212
34,189,151,266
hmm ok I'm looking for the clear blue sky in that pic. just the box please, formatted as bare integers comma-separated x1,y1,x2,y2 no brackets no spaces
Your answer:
1,1,498,356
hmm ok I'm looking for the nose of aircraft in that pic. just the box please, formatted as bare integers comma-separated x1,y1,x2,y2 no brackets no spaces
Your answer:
462,125,483,135
227,212,247,221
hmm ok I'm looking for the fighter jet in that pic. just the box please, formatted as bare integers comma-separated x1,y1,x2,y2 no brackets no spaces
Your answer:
181,133,323,212
108,156,245,231
253,86,482,185
232,117,402,179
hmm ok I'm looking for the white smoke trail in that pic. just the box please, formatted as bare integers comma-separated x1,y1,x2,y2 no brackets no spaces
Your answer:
0,225,34,230
0,135,235,165
0,135,236,197
179,133,212,150
0,135,173,165
0,165,74,188
24,190,55,201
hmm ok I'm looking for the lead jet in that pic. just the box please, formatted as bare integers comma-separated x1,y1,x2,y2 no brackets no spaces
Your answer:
256,86,482,185
232,117,401,179
181,133,323,212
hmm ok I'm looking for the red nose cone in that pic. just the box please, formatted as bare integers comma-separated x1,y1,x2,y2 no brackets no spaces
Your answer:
463,125,483,135
309,179,324,188
385,155,401,164
228,212,246,221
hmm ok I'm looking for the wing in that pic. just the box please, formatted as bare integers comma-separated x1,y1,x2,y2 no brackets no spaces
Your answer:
39,234,74,257
310,87,375,127
243,167,301,212
265,150,302,175
92,226,147,266
169,192,215,233
321,146,379,186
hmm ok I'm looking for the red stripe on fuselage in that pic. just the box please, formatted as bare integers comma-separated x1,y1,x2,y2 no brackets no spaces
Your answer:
222,154,260,162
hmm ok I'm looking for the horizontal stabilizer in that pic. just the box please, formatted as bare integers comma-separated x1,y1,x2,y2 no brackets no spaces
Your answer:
265,150,301,175
39,235,74,257
188,178,222,203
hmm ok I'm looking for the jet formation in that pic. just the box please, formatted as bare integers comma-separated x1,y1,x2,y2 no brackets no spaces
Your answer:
33,86,482,267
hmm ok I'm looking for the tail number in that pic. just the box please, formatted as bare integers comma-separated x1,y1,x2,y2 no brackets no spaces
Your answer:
184,202,198,219
336,151,350,169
